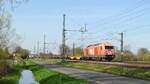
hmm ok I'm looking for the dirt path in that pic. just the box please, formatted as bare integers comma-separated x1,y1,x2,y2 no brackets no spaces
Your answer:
35,61,150,84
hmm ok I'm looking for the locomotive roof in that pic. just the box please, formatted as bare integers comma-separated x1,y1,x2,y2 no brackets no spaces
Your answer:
87,43,102,47
86,42,112,48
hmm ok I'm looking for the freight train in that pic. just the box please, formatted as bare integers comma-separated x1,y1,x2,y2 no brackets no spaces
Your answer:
68,41,115,61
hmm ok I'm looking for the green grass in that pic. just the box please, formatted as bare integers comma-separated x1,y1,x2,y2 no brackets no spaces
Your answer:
34,58,62,64
0,64,23,84
36,58,150,81
0,60,88,84
25,61,88,84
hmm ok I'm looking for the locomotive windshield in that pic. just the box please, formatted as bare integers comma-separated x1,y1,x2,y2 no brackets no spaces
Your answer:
105,46,114,49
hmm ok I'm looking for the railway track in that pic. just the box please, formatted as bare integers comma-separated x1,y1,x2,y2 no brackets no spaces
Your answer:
65,60,150,69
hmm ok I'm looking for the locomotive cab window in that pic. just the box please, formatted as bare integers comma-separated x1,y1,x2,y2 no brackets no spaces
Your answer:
105,46,114,49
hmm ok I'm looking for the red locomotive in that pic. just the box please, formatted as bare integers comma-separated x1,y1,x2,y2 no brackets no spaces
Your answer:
82,41,115,61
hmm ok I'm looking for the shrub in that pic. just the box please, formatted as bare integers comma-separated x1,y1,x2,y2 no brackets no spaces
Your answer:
0,48,13,76
137,48,150,61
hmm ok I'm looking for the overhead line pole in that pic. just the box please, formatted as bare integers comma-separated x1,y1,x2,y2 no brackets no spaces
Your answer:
62,14,87,58
33,45,36,54
80,24,87,56
119,32,124,63
72,43,75,56
37,41,40,55
43,34,46,54
120,32,124,53
62,14,66,58
64,24,87,57
119,32,124,74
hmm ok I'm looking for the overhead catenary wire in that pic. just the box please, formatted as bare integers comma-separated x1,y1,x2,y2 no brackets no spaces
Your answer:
84,8,149,43
89,7,150,35
86,0,150,37
62,0,150,53
90,0,148,27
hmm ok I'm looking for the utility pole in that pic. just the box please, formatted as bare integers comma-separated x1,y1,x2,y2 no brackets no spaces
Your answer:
120,32,124,53
33,45,36,54
61,14,87,58
72,43,75,56
62,14,66,58
80,24,87,56
63,24,87,56
119,32,124,63
80,24,87,41
43,34,46,54
37,41,40,55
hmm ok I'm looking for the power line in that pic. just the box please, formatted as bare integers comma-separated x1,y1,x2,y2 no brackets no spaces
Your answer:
89,7,150,35
87,0,150,36
83,8,150,43
123,24,150,33
90,0,148,27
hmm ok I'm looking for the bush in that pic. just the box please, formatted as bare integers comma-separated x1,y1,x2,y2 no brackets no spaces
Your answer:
0,48,13,76
114,50,136,62
0,60,12,76
0,48,9,59
137,48,150,61
15,47,30,59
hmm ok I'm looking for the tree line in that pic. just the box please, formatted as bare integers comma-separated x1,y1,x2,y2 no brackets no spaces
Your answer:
114,48,150,62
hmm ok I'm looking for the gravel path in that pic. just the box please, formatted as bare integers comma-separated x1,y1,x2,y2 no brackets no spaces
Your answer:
35,61,150,84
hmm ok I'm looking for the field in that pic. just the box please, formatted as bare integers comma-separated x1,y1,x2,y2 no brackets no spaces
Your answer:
0,60,88,84
34,58,150,81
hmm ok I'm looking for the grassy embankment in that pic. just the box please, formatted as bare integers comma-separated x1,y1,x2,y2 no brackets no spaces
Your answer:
0,60,88,84
35,58,150,81
0,62,23,84
26,61,88,84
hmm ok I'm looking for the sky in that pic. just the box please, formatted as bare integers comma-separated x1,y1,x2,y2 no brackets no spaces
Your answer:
11,0,150,54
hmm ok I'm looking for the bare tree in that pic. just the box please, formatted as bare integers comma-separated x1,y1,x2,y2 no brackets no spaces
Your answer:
0,0,27,51
0,0,28,76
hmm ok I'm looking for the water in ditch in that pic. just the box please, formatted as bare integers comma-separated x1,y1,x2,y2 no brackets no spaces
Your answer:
19,70,39,84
